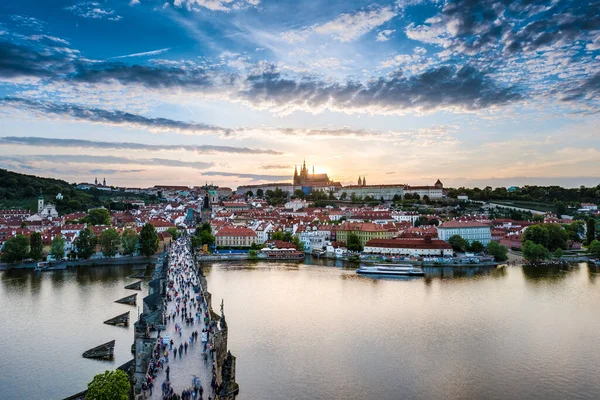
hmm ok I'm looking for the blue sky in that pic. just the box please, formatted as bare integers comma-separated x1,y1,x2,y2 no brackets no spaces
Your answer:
0,0,599,189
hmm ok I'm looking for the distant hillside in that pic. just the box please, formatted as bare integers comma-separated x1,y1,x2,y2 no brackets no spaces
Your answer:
0,168,102,213
0,169,156,214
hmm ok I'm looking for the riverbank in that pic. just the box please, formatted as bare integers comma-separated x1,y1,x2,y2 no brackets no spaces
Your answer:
0,254,164,271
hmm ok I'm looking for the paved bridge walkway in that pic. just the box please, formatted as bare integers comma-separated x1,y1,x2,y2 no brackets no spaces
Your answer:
146,239,216,400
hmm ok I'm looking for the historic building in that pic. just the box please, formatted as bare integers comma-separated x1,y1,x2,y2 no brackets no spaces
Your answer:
293,160,333,186
436,220,492,245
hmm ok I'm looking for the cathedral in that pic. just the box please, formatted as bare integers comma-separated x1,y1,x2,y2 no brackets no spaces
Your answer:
293,160,334,186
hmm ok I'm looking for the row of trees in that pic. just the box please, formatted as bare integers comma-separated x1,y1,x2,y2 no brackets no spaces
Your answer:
447,234,508,261
446,184,600,205
0,224,160,263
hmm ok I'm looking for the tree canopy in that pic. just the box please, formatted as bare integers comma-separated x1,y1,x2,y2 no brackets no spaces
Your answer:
486,241,508,261
76,228,97,259
121,228,139,256
139,223,159,257
589,240,600,258
346,232,363,252
50,236,66,260
522,224,567,251
85,208,111,226
99,228,121,258
522,240,551,262
448,235,468,252
86,370,130,400
1,234,30,263
29,232,43,261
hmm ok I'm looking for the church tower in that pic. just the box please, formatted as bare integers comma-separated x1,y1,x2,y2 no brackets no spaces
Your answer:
38,190,44,213
294,165,298,185
358,176,362,185
363,176,366,186
103,178,106,186
94,177,98,185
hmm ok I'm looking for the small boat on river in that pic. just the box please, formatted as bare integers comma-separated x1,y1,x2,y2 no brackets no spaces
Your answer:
356,264,425,277
34,261,67,272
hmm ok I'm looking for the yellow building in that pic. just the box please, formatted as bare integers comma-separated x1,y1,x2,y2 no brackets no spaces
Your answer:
337,222,394,247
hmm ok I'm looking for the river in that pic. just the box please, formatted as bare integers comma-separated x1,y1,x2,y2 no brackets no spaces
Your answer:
1,260,600,399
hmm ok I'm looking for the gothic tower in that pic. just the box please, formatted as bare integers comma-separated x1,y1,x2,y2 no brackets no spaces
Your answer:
363,176,366,186
358,176,362,185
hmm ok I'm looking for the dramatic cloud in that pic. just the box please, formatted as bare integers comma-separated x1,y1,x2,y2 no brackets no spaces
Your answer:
561,72,600,102
0,136,283,155
0,154,214,170
0,41,77,80
65,2,122,21
242,65,522,114
1,97,232,136
407,0,600,55
202,171,289,181
172,0,260,12
282,6,396,43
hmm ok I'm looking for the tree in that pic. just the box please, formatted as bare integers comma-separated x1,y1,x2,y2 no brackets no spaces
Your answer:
29,232,43,261
522,240,550,262
76,228,97,259
87,369,130,400
1,234,30,263
486,241,508,261
139,223,159,257
246,190,253,197
256,189,264,198
553,248,563,258
448,235,468,252
587,218,596,244
282,231,293,242
469,240,484,253
346,232,363,252
414,216,429,227
121,228,138,256
522,225,549,248
198,230,215,246
86,208,111,226
589,240,600,258
292,235,305,252
99,228,121,258
555,201,567,217
532,214,545,223
340,192,347,200
293,189,305,199
50,236,66,260
250,242,262,251
271,231,284,240
166,227,180,240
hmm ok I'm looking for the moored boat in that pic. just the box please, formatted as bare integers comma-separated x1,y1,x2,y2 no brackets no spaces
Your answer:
356,264,425,276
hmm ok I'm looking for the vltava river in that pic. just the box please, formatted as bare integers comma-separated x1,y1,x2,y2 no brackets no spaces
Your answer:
0,265,149,399
1,260,600,399
206,259,600,400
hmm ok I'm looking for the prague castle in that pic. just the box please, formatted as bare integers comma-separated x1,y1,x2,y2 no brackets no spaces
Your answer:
293,160,339,187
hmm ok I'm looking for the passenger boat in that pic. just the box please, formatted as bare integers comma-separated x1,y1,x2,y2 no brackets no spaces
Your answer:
356,264,425,276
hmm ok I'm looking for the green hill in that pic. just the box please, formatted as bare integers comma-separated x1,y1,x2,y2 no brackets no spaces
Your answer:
0,169,155,214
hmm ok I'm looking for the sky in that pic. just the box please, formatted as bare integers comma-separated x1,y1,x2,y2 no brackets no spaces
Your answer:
0,0,599,189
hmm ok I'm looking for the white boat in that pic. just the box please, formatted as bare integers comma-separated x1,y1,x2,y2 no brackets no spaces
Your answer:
356,264,425,276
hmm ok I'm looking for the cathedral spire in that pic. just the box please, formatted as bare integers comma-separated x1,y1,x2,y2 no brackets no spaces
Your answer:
363,176,366,186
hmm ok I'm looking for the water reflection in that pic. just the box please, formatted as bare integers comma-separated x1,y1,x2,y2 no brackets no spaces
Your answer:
522,263,578,282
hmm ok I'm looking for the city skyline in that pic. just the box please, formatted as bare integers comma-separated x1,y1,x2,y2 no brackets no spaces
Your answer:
1,0,599,188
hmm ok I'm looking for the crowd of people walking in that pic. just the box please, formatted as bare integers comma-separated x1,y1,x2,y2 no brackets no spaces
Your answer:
140,237,221,400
